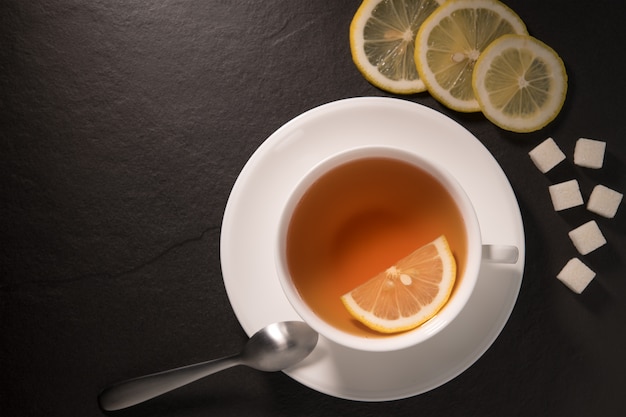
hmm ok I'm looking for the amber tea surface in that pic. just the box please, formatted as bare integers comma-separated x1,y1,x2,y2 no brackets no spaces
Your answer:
286,157,468,337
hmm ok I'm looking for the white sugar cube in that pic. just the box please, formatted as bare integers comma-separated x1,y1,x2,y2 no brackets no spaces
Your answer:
557,258,596,294
574,138,606,169
568,220,607,255
529,137,566,173
587,184,623,218
548,179,584,211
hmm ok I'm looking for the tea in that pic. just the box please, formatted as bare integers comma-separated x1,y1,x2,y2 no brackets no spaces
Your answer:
286,157,468,337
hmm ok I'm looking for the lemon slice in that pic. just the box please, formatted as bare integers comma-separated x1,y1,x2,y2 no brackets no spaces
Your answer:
415,0,527,112
341,235,456,334
350,0,444,94
472,34,568,132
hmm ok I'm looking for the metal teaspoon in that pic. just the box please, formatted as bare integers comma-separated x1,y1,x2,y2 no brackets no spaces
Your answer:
98,321,318,411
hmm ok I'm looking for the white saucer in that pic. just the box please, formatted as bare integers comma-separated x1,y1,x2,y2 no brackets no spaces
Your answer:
220,97,525,401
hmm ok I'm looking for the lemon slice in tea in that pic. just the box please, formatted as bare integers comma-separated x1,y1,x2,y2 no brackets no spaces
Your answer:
341,235,456,333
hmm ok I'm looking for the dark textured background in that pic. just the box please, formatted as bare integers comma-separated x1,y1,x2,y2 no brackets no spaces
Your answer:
2,1,625,416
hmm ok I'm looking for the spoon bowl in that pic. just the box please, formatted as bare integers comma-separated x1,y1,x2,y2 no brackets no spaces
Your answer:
99,321,318,411
241,321,319,371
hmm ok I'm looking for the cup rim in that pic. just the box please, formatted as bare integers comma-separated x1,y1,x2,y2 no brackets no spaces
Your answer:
275,145,482,352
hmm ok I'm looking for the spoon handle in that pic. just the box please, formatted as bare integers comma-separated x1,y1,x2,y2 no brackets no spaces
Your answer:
99,354,241,411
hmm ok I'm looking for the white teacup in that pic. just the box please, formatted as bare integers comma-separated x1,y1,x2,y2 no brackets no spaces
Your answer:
275,146,518,352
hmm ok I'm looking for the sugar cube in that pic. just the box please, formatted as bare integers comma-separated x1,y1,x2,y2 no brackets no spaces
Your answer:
574,138,606,169
557,258,596,294
548,179,583,211
568,220,607,255
587,184,623,218
529,137,566,173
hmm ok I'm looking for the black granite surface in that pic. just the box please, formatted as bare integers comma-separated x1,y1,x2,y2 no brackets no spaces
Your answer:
2,1,625,416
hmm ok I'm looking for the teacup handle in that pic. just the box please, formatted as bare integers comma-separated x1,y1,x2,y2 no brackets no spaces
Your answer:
482,245,519,264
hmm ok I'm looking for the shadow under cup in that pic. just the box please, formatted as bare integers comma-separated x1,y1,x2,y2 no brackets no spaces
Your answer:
276,146,482,352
